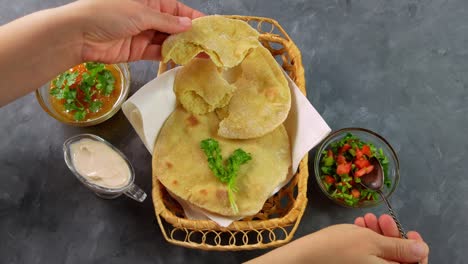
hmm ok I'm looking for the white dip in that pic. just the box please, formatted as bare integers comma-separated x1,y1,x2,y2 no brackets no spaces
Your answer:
70,138,131,189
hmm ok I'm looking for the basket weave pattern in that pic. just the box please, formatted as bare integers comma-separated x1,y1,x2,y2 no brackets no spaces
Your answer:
153,15,308,251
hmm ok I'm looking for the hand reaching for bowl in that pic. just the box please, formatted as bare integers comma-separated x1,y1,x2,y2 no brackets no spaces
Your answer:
354,213,429,264
0,0,203,106
247,213,429,264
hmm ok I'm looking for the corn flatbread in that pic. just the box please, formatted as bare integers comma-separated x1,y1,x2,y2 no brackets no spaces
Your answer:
217,46,291,139
162,15,260,68
174,58,236,115
153,106,291,217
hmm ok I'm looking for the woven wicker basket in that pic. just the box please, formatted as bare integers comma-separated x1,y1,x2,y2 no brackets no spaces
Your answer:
153,15,308,251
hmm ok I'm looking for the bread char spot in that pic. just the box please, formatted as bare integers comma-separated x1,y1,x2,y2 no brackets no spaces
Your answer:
172,180,178,185
199,189,208,196
216,189,228,200
263,87,278,101
166,161,173,169
186,115,199,127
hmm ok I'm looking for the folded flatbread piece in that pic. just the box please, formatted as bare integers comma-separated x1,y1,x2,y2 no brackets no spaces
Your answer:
162,15,260,68
217,46,291,139
153,106,291,217
174,58,236,115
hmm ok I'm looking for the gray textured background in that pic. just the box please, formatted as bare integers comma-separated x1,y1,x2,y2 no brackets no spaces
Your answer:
0,0,466,263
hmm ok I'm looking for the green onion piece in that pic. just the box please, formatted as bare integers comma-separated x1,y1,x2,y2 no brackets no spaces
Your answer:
322,156,334,166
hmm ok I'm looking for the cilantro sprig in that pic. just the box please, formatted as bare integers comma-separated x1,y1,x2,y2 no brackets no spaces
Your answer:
49,62,116,121
200,138,252,213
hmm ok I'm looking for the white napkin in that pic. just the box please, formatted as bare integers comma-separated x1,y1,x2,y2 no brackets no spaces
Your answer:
122,67,331,227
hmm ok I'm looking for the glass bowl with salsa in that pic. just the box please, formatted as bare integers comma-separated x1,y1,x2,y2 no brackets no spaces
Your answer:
36,62,130,126
314,128,400,208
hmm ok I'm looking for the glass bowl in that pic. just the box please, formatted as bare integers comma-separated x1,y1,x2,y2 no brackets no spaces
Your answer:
36,63,131,127
63,133,146,202
314,127,400,208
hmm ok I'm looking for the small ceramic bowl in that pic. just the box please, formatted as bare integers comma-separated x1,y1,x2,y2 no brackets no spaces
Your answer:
36,63,130,127
314,128,400,208
63,134,146,202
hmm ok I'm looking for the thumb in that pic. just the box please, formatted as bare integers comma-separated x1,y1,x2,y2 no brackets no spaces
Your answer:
141,8,192,34
375,236,429,262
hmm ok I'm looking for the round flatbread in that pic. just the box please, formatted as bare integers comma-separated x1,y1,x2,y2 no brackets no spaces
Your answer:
174,58,236,115
153,106,291,217
162,15,260,68
217,46,291,139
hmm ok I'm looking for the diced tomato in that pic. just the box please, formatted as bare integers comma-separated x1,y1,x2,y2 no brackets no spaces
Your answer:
327,150,334,158
339,144,351,154
354,165,375,177
336,154,347,165
324,175,335,184
354,158,371,169
351,189,360,198
337,162,352,175
355,148,364,159
362,145,372,156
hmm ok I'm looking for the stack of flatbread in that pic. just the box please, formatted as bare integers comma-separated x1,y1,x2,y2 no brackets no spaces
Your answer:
153,16,292,218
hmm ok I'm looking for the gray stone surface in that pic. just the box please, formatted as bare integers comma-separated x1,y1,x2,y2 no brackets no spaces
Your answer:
0,0,466,263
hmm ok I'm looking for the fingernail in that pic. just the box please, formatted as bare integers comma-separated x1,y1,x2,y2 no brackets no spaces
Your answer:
178,17,192,27
410,242,427,258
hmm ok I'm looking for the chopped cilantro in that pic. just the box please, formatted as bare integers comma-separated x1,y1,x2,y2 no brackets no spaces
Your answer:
89,101,103,113
85,62,105,74
50,87,64,99
49,62,116,121
96,70,116,95
73,110,86,121
54,71,78,88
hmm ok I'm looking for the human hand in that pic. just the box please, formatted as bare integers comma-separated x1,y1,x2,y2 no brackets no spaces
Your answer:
70,0,204,63
247,222,428,264
355,213,429,264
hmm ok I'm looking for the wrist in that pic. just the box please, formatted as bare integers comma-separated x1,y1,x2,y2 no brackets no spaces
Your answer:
45,2,87,66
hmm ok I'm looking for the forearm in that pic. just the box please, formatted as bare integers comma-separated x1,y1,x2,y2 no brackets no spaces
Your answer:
0,3,83,106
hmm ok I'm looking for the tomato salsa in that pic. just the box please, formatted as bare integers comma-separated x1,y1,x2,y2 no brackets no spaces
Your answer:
49,62,122,121
319,133,391,206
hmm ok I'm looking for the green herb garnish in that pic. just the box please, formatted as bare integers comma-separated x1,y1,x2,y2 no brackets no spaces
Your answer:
96,70,116,95
89,101,103,113
50,62,116,121
200,138,252,213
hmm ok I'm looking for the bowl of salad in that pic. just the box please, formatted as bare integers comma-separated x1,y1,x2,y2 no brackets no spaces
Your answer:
314,128,400,208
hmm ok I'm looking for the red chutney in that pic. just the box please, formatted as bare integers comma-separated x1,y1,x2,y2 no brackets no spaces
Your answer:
49,63,122,122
